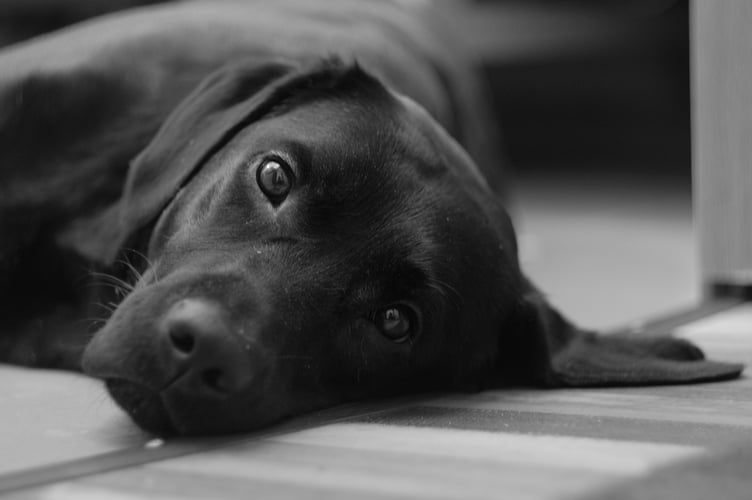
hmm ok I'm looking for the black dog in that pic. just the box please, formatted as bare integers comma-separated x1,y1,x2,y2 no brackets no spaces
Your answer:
0,1,742,435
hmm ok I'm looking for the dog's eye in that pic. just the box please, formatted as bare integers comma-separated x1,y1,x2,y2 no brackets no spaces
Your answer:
257,158,293,201
374,304,417,343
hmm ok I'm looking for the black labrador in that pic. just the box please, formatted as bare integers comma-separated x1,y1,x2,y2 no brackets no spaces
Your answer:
0,1,743,435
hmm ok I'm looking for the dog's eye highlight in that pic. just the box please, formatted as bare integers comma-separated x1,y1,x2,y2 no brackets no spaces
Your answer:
374,304,416,343
257,158,293,202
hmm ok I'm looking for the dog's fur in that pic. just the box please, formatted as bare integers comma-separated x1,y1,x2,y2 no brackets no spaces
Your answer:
0,1,743,435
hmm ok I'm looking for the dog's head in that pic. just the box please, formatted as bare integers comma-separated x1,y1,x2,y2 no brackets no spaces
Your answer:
80,59,742,435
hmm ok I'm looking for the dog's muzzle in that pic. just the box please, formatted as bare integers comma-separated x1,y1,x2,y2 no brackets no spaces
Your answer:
83,294,271,434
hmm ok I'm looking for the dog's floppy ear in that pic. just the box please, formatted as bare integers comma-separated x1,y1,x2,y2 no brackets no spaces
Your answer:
58,58,299,262
74,58,375,263
79,58,300,261
496,277,744,387
118,59,304,241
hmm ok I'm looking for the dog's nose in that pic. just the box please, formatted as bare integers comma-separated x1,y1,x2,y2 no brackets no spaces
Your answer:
161,298,253,396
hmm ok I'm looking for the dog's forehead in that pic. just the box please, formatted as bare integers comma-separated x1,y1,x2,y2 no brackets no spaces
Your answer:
249,92,440,176
164,83,505,272
196,90,454,217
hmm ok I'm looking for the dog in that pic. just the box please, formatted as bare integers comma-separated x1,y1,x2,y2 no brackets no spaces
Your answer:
0,0,743,435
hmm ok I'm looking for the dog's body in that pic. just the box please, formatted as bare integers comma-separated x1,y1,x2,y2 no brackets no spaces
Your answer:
0,0,743,435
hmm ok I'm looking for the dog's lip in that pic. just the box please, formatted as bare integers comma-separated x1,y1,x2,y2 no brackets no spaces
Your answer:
105,375,263,436
105,378,178,436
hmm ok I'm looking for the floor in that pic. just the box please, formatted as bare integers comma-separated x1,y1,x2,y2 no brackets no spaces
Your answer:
3,173,749,499
514,170,699,330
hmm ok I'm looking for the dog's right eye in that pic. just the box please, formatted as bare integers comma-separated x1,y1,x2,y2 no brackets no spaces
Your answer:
373,304,419,343
257,158,293,202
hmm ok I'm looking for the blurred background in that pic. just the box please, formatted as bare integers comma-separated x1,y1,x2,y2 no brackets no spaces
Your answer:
0,0,698,330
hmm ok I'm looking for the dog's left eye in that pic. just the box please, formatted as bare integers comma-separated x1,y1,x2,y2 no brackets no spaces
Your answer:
257,158,293,202
373,304,417,343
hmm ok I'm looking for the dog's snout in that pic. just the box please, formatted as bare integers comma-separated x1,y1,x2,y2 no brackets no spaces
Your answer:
162,298,253,396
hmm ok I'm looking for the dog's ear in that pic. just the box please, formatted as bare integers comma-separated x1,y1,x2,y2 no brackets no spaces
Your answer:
71,58,376,263
118,59,305,241
74,58,298,261
496,277,744,387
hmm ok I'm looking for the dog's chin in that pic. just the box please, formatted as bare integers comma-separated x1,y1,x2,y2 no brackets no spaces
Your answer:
105,379,177,436
105,377,292,436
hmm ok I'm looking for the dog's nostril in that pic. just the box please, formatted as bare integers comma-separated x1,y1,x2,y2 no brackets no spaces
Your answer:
160,298,254,396
169,327,195,354
201,368,228,393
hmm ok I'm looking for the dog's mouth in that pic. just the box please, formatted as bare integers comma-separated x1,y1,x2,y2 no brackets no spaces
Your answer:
105,379,177,435
104,375,286,436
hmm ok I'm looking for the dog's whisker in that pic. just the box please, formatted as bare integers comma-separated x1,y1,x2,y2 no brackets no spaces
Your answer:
427,277,463,311
77,317,108,326
87,388,114,412
92,301,117,314
117,259,144,283
121,248,156,279
434,277,462,300
112,249,159,290
89,271,134,293
123,247,152,265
